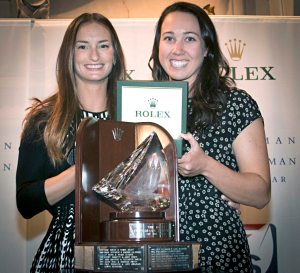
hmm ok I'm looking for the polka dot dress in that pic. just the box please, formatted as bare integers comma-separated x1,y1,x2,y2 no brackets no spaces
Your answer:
179,90,261,273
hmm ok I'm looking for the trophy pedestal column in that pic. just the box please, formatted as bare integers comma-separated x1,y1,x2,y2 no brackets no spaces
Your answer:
100,211,175,242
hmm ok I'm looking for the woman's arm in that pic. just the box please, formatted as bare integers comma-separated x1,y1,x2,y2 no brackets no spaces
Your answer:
16,135,75,218
44,165,75,205
178,117,271,209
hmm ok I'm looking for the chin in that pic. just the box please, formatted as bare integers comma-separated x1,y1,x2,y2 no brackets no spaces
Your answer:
170,76,188,81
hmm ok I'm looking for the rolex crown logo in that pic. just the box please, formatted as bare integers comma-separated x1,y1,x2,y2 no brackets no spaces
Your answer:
225,38,246,61
148,98,158,109
112,128,124,141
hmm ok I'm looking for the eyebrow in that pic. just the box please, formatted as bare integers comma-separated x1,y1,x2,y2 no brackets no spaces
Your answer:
75,39,110,43
184,31,200,37
161,31,200,37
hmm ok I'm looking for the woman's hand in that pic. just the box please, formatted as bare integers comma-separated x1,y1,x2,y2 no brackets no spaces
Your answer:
177,133,208,177
221,194,241,215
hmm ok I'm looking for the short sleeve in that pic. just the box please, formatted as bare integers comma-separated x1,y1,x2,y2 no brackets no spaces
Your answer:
227,89,262,138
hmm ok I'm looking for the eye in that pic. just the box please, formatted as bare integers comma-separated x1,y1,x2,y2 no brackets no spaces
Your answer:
100,43,109,49
164,36,173,41
161,34,174,43
76,42,88,50
185,36,197,42
78,45,87,49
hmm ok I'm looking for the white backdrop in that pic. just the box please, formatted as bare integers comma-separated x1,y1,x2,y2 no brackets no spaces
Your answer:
0,16,299,273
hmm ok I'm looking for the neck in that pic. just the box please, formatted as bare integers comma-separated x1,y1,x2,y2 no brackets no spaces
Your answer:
77,81,108,112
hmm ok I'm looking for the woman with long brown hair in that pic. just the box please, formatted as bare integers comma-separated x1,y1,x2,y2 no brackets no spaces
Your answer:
149,2,271,272
16,12,126,272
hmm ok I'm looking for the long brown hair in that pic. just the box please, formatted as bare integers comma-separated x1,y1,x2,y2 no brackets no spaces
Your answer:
22,13,126,165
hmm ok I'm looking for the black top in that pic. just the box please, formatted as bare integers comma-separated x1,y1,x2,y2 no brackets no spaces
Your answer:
16,110,108,219
16,109,108,271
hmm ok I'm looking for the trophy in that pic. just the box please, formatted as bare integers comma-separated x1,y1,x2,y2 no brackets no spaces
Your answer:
74,119,200,272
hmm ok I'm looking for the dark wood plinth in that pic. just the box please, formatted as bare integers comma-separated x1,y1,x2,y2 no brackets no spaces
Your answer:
75,242,200,272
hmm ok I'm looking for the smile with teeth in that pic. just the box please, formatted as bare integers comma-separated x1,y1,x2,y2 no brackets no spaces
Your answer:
85,64,104,69
170,60,188,68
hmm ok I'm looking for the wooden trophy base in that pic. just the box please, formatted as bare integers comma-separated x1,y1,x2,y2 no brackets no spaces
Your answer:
75,241,200,272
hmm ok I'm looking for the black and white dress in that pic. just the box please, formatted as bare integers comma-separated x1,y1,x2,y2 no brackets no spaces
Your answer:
16,110,108,273
179,90,260,273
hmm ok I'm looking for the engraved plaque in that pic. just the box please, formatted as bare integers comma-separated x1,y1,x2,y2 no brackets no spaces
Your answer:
128,222,173,240
148,244,193,271
91,243,199,272
96,245,145,272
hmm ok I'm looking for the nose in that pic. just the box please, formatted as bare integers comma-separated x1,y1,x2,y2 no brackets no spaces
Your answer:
172,40,184,54
90,47,100,61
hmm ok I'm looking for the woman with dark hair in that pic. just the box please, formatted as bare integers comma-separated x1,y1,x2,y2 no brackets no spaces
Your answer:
149,2,271,272
16,13,126,272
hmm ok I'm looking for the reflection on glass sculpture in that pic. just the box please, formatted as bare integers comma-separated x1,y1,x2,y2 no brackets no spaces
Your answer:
92,132,170,212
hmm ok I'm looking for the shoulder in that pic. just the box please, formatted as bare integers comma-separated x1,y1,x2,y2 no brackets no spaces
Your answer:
226,88,261,115
227,88,256,103
223,88,262,134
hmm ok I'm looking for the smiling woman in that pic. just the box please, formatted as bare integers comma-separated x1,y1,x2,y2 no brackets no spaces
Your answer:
148,2,271,272
16,12,126,272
